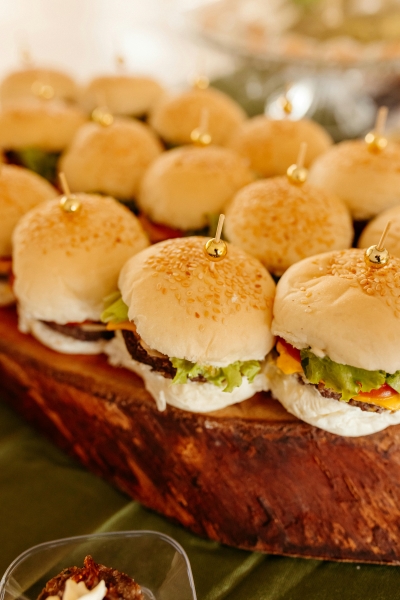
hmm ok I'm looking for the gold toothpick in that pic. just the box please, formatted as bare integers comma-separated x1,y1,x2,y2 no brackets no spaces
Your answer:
59,172,81,213
190,108,212,146
365,221,391,268
365,106,388,153
204,214,227,271
287,142,308,185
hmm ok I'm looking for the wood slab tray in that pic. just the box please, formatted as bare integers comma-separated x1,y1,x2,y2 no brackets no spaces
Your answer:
1,306,400,565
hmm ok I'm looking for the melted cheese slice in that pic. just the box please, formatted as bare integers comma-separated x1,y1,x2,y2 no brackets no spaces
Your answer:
106,320,137,333
276,340,302,375
353,393,400,411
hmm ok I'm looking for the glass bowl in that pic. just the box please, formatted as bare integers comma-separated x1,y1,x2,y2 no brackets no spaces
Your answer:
0,531,196,600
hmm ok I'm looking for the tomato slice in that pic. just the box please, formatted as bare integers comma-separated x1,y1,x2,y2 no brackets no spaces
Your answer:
357,383,398,399
138,214,183,244
276,337,301,363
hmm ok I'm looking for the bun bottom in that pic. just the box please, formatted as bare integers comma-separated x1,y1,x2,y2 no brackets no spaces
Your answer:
265,362,400,437
106,331,269,412
18,308,107,355
0,281,15,306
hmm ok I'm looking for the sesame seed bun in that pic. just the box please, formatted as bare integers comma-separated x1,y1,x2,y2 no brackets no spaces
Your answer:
149,86,247,146
0,100,87,152
358,206,400,257
59,118,163,200
228,117,332,177
272,248,400,373
119,237,276,366
0,165,57,256
81,75,165,117
13,194,149,325
308,140,400,220
137,146,255,230
0,67,78,105
225,178,353,276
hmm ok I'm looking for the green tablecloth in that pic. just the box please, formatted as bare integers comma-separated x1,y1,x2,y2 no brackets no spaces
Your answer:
1,400,399,599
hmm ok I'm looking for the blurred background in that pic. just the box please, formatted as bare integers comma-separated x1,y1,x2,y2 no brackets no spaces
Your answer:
3,0,400,140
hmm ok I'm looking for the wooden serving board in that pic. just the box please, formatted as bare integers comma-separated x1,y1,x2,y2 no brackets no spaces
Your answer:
1,306,400,564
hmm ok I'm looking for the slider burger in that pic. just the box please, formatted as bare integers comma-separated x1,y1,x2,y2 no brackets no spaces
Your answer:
0,99,86,183
81,74,164,118
103,236,276,412
224,147,353,276
308,108,400,220
13,192,149,354
0,66,79,105
149,82,247,147
59,115,162,202
308,139,400,220
359,206,400,258
228,116,332,178
0,165,57,306
137,145,254,232
267,246,400,436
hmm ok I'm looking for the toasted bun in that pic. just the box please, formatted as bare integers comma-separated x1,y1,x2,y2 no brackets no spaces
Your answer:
149,87,247,146
272,248,400,373
225,177,353,276
81,75,165,116
359,206,400,257
0,165,57,256
107,331,269,411
59,118,163,200
228,117,332,177
119,237,275,366
0,100,87,151
138,146,254,230
0,67,78,105
308,140,400,220
13,194,149,323
265,361,400,436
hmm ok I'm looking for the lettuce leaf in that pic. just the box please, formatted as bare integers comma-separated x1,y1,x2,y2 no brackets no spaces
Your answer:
386,372,400,393
300,349,386,401
11,148,60,183
171,357,261,393
101,292,129,324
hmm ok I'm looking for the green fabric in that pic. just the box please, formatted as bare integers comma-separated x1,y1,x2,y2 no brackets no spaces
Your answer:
0,400,399,599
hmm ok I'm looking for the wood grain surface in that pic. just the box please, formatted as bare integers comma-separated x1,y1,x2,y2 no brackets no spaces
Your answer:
1,306,400,564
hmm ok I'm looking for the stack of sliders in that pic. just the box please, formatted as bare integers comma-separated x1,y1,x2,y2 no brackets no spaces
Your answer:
102,218,276,413
12,176,149,354
224,143,353,276
0,165,57,305
266,226,400,437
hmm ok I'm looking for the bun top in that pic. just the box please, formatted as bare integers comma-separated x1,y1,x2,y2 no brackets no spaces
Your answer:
0,67,78,105
0,100,87,151
272,248,400,373
308,140,400,219
0,165,57,256
225,177,353,276
228,116,332,177
59,118,163,200
359,206,400,258
149,86,247,146
13,194,149,323
81,75,165,117
138,145,254,230
119,237,276,366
